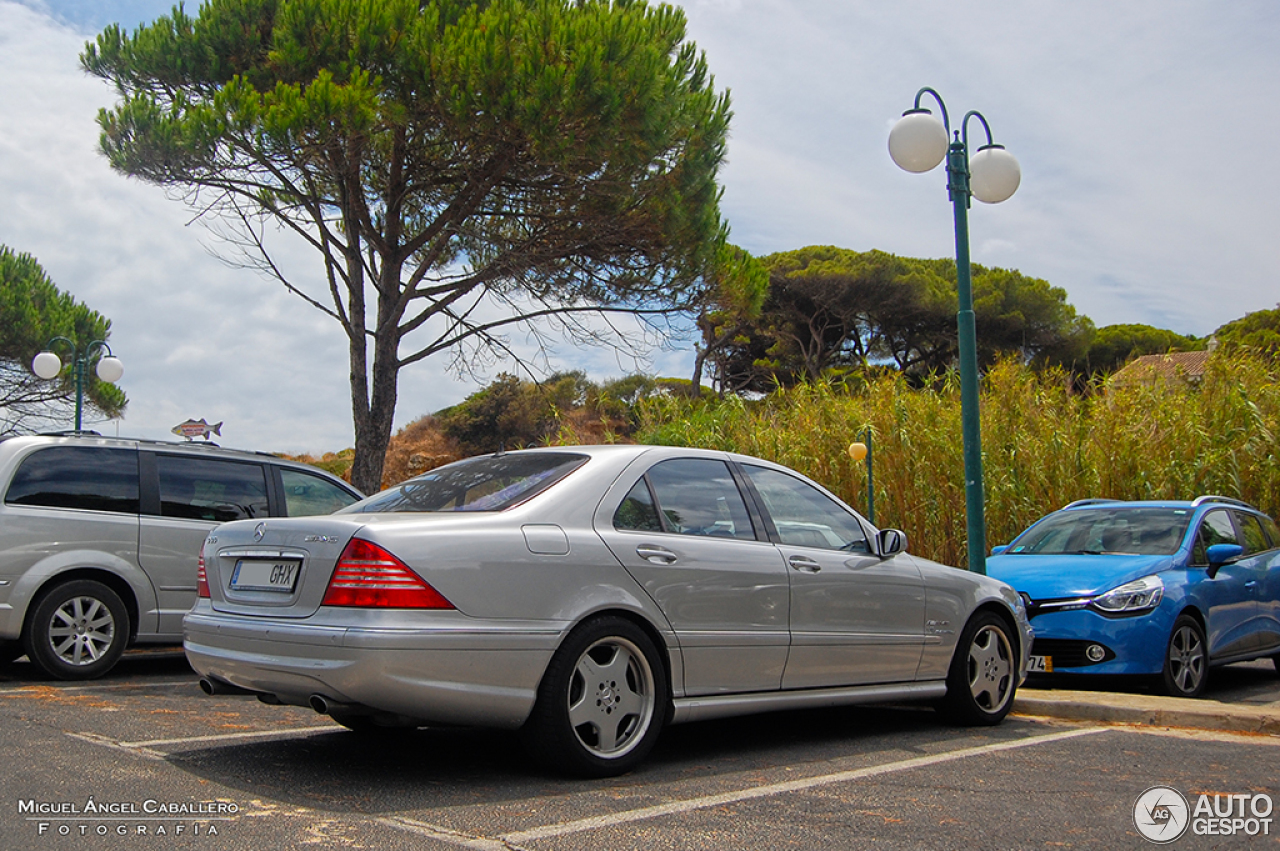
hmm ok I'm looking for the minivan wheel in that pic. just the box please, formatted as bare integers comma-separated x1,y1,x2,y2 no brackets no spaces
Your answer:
942,611,1018,726
23,580,129,680
520,616,667,778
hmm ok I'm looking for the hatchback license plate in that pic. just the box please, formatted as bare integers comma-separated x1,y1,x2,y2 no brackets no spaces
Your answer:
1028,655,1054,673
230,559,301,593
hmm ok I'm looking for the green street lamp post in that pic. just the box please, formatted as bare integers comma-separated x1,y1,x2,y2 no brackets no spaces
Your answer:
888,87,1021,574
31,337,125,432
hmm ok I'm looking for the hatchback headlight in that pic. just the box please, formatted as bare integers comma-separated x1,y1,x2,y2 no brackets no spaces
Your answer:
1092,575,1164,613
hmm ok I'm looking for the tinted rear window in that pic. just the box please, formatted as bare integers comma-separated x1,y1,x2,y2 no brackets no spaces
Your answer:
347,453,588,513
156,454,268,521
5,446,139,514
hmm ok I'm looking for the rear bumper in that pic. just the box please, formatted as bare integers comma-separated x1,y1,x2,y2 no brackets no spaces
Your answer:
183,605,565,729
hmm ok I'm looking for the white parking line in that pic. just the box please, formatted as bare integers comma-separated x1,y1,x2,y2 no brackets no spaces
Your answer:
379,726,1109,849
0,679,196,694
68,724,342,758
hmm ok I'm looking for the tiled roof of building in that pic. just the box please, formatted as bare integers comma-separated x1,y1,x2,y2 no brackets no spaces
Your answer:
1111,350,1211,386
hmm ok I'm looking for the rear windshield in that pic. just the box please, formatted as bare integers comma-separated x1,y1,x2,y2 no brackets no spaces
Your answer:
344,452,588,513
1007,507,1192,556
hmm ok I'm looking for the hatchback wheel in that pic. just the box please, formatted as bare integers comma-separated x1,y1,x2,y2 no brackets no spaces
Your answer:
942,612,1018,725
1162,615,1207,698
521,616,667,777
23,580,129,680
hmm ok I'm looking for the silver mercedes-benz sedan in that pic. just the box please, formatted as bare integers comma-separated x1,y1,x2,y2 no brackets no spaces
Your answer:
185,445,1031,777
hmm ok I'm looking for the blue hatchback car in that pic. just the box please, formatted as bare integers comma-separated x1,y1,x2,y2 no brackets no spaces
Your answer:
987,496,1280,697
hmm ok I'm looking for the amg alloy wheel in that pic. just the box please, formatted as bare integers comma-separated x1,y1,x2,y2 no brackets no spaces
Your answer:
521,616,667,777
943,611,1018,725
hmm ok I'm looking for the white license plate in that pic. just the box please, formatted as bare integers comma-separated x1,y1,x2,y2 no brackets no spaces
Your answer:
230,559,301,593
1028,655,1054,673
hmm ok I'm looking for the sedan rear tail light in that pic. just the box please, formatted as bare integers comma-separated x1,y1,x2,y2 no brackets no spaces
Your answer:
196,545,211,598
322,538,454,609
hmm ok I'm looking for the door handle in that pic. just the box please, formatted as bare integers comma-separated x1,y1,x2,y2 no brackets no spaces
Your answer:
636,545,678,565
788,555,822,573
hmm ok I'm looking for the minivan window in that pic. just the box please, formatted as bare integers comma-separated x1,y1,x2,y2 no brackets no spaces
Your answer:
156,454,268,521
4,446,139,514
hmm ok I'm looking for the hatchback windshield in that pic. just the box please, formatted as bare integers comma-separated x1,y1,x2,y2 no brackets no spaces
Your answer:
1007,507,1192,556
345,452,588,513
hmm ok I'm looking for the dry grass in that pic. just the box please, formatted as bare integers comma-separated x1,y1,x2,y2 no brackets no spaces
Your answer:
634,352,1280,567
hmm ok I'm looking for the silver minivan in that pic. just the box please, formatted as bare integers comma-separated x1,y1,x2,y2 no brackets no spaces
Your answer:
0,433,361,679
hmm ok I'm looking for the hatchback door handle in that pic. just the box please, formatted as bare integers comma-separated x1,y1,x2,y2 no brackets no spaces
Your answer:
636,545,678,565
789,555,822,573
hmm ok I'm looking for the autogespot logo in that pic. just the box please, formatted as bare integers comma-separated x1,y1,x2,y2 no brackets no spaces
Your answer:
1134,786,1190,844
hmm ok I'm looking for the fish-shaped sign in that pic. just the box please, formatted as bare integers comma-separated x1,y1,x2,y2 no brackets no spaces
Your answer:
172,418,223,440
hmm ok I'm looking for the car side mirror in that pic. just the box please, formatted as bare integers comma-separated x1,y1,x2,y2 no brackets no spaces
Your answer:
878,528,907,558
991,544,1010,556
1205,543,1243,578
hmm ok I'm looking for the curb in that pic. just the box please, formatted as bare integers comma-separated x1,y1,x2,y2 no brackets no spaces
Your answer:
1013,690,1280,736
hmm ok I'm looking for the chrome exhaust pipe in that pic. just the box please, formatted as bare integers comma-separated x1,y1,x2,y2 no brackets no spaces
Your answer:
309,693,367,716
199,676,256,696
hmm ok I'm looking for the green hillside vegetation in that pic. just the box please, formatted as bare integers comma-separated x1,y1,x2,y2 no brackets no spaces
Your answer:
296,347,1276,569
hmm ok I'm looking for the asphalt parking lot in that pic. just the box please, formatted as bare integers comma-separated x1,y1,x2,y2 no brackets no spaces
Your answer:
1,650,1277,850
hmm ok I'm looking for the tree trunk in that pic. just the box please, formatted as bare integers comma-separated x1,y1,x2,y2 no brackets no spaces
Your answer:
348,334,400,495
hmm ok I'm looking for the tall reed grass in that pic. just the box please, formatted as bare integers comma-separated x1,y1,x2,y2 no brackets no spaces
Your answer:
633,352,1280,568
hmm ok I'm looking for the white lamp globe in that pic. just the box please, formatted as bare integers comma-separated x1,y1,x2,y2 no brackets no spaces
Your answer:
96,356,124,384
888,109,949,174
969,144,1021,204
32,351,62,380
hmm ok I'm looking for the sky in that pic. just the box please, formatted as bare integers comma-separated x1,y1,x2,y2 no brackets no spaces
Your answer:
2,0,1278,456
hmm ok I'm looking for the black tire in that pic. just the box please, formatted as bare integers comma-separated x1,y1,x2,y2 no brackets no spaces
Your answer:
942,611,1018,725
1161,614,1207,698
22,580,129,681
520,616,668,778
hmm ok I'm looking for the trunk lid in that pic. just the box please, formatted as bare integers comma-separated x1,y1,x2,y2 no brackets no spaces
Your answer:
204,517,363,618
